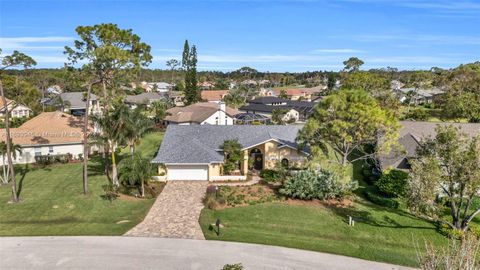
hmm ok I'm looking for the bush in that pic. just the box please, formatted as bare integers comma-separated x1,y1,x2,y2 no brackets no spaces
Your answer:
260,169,280,183
469,223,480,238
203,186,226,209
404,108,429,121
34,154,70,167
280,169,357,200
222,264,243,270
376,169,409,198
364,191,399,209
438,223,465,239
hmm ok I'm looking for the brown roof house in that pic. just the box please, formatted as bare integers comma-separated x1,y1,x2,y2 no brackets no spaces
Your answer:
165,102,239,125
201,90,229,103
378,121,480,171
0,98,32,119
0,112,91,164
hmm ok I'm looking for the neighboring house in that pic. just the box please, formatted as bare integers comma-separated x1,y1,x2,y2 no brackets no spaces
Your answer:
168,91,185,107
390,80,405,90
124,92,166,109
59,92,100,116
134,81,173,92
198,81,215,90
201,90,229,103
241,79,258,87
152,125,309,181
394,87,445,105
165,102,239,125
258,88,277,97
0,112,90,165
378,121,480,171
239,97,315,122
0,98,32,119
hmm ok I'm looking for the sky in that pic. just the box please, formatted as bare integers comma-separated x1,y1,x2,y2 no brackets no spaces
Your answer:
0,0,479,72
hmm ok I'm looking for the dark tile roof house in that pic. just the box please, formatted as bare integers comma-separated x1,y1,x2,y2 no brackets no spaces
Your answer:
124,92,166,106
378,121,480,171
239,97,315,120
59,92,99,110
152,125,305,164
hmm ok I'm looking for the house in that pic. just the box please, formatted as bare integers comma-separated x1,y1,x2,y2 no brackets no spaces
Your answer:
134,81,173,93
167,91,185,107
198,81,215,90
0,112,90,165
59,92,100,116
124,92,166,109
152,125,309,181
378,121,480,171
201,90,229,103
394,87,445,105
258,88,277,97
0,98,32,119
165,102,239,125
239,97,315,122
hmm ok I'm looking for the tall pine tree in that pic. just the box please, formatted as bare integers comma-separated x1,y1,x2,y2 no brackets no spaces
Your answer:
182,40,199,105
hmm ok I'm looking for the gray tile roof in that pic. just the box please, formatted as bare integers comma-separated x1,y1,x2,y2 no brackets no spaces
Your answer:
125,92,166,105
59,92,98,110
152,125,305,164
378,121,480,170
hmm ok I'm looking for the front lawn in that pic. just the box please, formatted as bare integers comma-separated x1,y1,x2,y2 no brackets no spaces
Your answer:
0,131,164,236
199,198,446,267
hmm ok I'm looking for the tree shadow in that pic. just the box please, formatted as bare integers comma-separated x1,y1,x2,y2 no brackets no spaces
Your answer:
328,200,435,230
15,163,32,198
87,155,108,177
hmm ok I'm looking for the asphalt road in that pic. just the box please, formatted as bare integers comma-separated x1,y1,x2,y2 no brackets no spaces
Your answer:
0,237,415,270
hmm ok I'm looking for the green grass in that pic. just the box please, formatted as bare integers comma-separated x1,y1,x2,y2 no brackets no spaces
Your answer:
0,131,164,236
200,199,447,267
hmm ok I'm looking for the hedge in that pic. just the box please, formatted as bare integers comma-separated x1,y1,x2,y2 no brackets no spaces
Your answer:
364,191,399,209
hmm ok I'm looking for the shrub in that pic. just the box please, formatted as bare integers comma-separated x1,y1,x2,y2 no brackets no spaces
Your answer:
469,223,480,238
404,108,429,121
364,191,399,209
376,169,409,198
222,264,244,270
34,154,70,167
280,169,357,200
260,169,280,183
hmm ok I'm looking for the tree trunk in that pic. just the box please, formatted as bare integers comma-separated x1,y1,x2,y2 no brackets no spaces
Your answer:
82,83,92,195
1,154,6,185
111,149,118,187
0,81,18,202
130,144,134,157
141,179,145,198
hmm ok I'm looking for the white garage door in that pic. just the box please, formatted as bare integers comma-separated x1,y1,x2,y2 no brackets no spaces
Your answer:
167,165,208,181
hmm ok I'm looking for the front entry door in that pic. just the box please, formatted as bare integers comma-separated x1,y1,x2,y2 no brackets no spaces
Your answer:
250,148,263,170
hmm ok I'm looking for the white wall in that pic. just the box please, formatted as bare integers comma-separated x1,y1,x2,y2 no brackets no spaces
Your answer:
0,143,84,165
202,110,234,125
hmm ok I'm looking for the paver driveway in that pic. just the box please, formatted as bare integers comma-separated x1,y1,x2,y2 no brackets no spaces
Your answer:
125,181,208,239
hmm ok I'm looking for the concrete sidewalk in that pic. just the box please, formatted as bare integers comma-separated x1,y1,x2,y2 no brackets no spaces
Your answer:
0,236,415,270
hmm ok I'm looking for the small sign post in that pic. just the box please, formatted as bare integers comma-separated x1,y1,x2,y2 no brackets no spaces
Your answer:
216,218,221,236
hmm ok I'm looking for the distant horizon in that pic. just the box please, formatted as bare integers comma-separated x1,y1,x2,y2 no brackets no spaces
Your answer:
1,0,479,72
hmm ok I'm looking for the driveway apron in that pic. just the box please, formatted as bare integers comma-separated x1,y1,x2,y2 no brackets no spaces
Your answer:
125,181,208,240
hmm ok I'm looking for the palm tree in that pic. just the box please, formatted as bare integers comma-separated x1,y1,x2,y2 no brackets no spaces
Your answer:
119,153,152,197
223,90,246,109
125,108,153,156
149,101,169,125
91,102,130,187
0,142,22,185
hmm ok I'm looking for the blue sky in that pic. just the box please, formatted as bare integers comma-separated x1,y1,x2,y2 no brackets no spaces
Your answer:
0,0,479,71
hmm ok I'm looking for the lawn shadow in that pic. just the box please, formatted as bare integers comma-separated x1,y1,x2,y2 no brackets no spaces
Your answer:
328,199,435,230
87,155,108,177
1,216,81,225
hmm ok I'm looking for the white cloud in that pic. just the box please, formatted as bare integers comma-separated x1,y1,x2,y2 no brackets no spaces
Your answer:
312,49,365,53
0,36,73,51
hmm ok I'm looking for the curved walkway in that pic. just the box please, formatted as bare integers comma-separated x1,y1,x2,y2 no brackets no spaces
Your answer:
125,181,207,239
0,237,415,270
